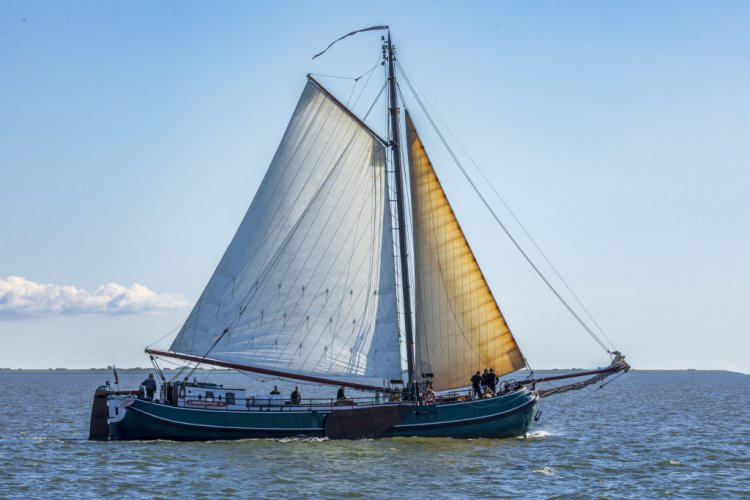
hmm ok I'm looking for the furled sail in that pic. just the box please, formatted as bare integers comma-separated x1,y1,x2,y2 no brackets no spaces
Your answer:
406,112,525,391
169,78,401,381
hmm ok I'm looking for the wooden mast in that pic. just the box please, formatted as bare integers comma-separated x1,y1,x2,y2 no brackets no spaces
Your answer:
385,31,416,396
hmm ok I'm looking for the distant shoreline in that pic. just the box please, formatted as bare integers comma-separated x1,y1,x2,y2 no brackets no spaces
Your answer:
0,368,745,375
0,368,218,374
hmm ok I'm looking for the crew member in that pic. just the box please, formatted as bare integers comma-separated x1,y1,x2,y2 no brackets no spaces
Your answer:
270,385,281,395
141,373,157,401
481,368,492,393
470,371,482,399
422,384,436,404
336,386,346,401
488,368,498,394
291,386,301,404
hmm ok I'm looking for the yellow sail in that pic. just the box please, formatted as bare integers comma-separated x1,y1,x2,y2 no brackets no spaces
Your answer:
406,112,525,391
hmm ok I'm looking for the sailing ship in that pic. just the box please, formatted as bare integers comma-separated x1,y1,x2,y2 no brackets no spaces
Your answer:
89,28,629,441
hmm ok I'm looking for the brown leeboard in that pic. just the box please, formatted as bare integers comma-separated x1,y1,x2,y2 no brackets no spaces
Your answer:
324,405,415,440
88,389,110,441
88,389,140,440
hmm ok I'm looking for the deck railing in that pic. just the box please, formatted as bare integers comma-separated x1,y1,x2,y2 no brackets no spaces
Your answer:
244,396,407,410
135,385,525,410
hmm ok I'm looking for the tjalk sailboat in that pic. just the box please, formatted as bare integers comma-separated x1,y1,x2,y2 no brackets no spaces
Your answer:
90,28,628,441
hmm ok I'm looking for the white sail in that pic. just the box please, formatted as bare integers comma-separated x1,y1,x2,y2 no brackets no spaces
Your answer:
406,112,525,391
169,79,401,380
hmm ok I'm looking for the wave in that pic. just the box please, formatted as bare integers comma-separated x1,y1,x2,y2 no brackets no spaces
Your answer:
521,430,554,439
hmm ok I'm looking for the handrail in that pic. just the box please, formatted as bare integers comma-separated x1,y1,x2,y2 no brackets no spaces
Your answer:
245,396,406,408
124,385,530,410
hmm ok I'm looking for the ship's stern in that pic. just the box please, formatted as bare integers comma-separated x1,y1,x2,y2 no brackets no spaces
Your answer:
88,387,138,441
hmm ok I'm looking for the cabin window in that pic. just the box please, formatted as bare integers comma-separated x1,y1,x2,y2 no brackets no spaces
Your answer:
205,391,214,400
226,393,235,405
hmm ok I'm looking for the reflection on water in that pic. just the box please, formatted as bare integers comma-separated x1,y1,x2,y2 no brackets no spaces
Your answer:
0,371,748,498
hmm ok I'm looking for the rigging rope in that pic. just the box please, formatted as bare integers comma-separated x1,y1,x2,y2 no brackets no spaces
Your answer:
310,56,380,84
363,82,387,120
146,323,182,349
311,55,383,109
350,56,384,110
395,61,611,355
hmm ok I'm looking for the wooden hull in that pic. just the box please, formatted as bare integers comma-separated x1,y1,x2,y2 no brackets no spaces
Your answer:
103,388,537,441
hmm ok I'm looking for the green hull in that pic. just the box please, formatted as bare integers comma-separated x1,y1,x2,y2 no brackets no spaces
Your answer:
387,390,537,439
108,388,537,441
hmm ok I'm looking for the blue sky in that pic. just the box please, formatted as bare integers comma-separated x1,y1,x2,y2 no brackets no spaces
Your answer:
1,1,748,372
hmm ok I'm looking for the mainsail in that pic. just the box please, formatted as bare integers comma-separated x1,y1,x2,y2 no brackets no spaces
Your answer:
406,112,525,391
168,78,402,382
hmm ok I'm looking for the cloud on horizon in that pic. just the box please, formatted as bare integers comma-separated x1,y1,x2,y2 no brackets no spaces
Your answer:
0,276,189,320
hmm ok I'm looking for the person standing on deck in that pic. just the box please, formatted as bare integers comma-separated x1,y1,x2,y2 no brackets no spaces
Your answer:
481,368,491,393
489,368,498,394
470,371,482,399
141,374,157,401
270,385,281,395
291,386,301,404
422,384,436,404
336,386,346,401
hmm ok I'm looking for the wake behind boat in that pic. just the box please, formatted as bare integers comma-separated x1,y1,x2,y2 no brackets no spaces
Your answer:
90,28,628,441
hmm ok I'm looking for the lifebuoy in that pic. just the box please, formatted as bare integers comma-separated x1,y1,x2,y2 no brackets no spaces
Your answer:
423,392,436,404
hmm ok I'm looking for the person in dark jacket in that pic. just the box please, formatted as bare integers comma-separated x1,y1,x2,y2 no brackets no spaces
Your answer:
336,386,346,401
488,368,498,394
270,385,281,395
291,386,301,404
470,371,482,399
141,374,157,401
481,368,492,393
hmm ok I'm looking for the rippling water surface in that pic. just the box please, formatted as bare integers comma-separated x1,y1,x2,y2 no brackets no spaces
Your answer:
1,371,748,498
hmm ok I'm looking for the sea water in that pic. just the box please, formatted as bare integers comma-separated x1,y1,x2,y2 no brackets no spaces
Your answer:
0,371,747,498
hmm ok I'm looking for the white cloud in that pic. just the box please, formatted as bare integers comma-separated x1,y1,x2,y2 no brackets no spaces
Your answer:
0,276,189,320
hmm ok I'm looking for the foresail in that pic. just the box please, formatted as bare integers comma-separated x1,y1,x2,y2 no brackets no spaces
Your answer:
169,79,401,382
406,112,525,392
